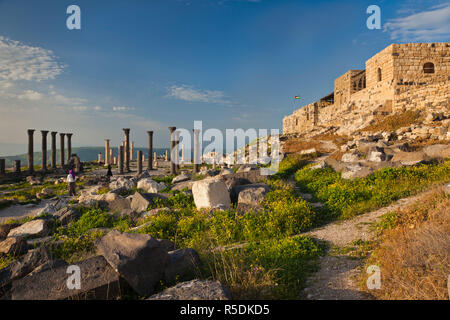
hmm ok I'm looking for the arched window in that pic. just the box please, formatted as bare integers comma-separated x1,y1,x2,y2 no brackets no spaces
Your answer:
423,62,435,74
377,68,382,82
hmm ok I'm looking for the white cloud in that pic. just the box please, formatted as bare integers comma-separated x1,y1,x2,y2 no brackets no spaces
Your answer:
0,36,64,82
168,84,231,104
384,4,450,41
16,90,43,101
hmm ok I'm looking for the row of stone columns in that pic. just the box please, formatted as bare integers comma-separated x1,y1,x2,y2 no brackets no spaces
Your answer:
26,129,73,173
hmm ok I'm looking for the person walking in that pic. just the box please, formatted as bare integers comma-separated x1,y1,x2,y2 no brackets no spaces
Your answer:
106,164,113,182
67,169,76,196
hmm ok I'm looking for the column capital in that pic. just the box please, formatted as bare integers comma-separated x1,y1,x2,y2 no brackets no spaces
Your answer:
27,129,35,135
123,128,130,135
66,133,73,137
41,130,49,135
147,130,153,135
51,131,57,136
168,126,176,133
60,133,66,137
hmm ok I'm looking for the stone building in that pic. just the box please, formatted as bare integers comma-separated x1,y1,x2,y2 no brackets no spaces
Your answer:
283,42,450,135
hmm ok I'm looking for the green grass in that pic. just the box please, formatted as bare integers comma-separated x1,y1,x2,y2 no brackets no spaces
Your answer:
294,160,450,220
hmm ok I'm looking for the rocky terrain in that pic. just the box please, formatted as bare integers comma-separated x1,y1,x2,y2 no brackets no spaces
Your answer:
0,109,449,300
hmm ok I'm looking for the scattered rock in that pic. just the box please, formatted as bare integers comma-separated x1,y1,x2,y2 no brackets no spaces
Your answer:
341,151,362,163
36,188,54,199
109,177,136,190
236,184,270,215
172,174,191,184
137,178,167,193
130,192,167,212
0,224,20,241
7,219,53,239
95,230,170,296
219,168,234,176
170,180,194,192
391,150,429,166
10,255,127,300
0,247,52,290
192,178,231,210
141,207,171,219
163,248,201,284
148,279,231,300
341,164,373,180
423,144,450,159
52,207,81,226
26,176,42,186
157,239,175,252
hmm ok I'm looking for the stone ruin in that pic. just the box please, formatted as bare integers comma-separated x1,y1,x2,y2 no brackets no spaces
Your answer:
283,42,450,136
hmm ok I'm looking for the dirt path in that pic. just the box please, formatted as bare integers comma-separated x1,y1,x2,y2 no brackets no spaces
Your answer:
299,190,434,300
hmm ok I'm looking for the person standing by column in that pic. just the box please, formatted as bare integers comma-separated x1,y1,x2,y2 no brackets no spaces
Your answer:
67,169,76,196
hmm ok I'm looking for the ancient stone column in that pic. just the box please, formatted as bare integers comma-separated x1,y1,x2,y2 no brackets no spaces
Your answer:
50,132,57,169
175,131,180,172
193,129,201,173
168,127,177,175
105,139,110,166
109,149,113,165
14,160,21,173
0,159,5,175
137,150,143,174
118,145,124,174
165,150,168,161
59,133,66,167
66,133,73,160
181,143,185,167
147,131,153,170
123,128,130,172
27,129,35,173
98,153,102,163
41,130,49,171
130,142,134,161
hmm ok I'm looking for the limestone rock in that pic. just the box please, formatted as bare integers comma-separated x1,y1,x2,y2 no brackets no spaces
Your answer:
109,177,136,190
341,164,373,180
0,237,27,257
192,178,231,210
10,256,126,300
130,192,167,213
219,168,234,176
0,247,52,290
95,230,170,296
0,224,20,241
423,144,450,159
52,207,81,226
341,151,362,163
170,180,194,192
163,248,201,285
137,178,167,193
391,151,429,166
148,279,231,300
7,219,52,239
172,174,191,184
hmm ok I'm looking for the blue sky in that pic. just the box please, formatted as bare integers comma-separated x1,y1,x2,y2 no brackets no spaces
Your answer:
0,0,449,154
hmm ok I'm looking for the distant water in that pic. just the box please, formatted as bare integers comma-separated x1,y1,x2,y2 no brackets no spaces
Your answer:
1,146,169,167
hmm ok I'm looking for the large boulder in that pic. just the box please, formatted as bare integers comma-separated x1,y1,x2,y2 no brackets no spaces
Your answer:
192,178,231,210
341,151,362,163
170,180,194,192
235,184,270,215
423,144,450,159
172,174,191,184
0,247,52,291
95,230,170,296
391,150,430,166
109,177,136,190
52,207,81,226
130,192,167,212
0,224,20,241
9,256,127,300
219,168,234,176
148,279,231,300
367,147,386,162
0,237,27,257
7,219,53,239
341,164,373,180
163,248,201,285
137,178,167,193
98,192,131,212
